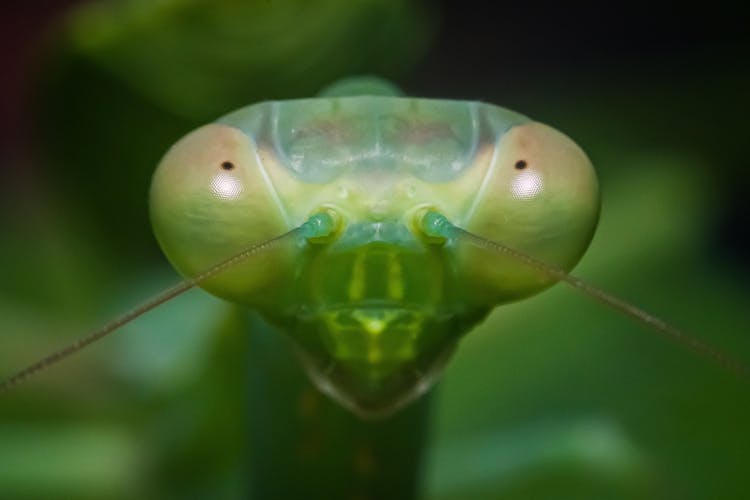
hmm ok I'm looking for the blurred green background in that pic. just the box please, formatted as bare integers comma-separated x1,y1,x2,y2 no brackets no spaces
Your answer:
0,1,748,499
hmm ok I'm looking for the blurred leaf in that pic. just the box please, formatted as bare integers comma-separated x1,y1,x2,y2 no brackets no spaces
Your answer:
66,0,436,119
0,425,141,500
425,418,651,500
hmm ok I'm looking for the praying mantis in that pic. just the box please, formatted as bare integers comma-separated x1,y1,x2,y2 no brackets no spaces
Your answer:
1,77,748,499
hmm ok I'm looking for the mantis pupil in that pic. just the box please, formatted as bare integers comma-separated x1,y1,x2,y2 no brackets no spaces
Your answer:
514,160,527,170
221,161,235,170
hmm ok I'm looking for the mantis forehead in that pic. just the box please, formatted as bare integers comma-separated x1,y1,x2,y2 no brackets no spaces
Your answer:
217,96,531,184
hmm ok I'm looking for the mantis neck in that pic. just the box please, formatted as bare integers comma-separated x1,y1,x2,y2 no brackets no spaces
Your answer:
244,311,432,499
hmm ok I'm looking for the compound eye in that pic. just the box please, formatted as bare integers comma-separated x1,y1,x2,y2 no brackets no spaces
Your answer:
210,161,245,201
459,122,600,303
150,123,289,305
509,159,544,200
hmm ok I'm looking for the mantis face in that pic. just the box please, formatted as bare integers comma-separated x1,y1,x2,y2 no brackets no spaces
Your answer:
150,97,599,417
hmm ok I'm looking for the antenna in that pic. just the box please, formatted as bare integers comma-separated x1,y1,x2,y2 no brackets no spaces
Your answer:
0,227,304,394
420,210,750,382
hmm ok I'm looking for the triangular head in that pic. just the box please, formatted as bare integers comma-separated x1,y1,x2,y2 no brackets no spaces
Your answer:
149,81,599,417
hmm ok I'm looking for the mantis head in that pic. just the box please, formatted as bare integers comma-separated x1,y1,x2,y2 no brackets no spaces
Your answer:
150,96,599,417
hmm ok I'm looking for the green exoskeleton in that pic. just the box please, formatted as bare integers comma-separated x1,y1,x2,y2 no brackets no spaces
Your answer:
149,90,598,418
0,78,745,421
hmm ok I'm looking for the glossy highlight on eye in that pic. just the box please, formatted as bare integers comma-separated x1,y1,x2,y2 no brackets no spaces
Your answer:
511,170,544,199
210,172,244,200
